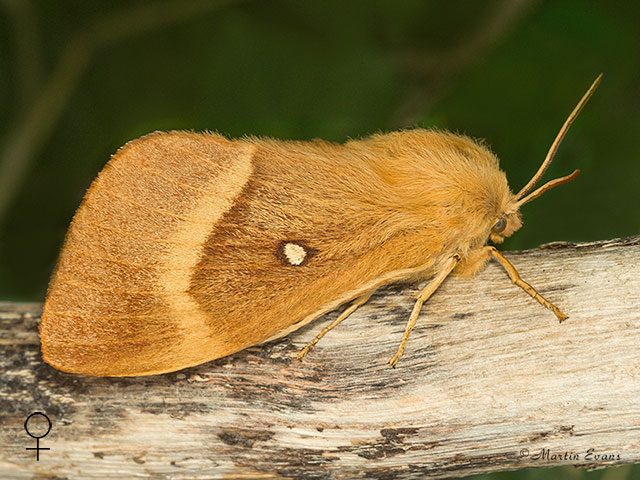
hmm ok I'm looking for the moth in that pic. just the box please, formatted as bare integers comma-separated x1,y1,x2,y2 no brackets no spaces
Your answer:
40,75,601,376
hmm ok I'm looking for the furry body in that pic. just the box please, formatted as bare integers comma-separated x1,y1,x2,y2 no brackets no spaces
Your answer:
40,129,522,376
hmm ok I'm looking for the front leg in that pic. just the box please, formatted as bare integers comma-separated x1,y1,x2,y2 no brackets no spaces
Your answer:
489,247,567,322
458,246,567,322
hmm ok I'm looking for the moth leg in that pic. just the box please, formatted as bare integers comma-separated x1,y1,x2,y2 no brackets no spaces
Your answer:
297,289,375,360
489,247,567,322
389,255,460,368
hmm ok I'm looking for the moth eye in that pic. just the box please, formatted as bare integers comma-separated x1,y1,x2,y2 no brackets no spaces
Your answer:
492,216,507,233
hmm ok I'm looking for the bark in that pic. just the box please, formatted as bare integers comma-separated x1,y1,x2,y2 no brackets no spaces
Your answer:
1,236,639,479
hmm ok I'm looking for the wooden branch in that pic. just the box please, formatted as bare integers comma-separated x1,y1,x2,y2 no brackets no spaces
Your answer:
2,236,640,479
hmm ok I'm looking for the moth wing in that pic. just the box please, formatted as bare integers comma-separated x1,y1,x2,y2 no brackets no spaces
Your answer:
41,132,430,376
41,132,255,375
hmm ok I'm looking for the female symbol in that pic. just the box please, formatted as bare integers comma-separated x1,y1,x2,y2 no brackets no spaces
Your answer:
24,412,51,461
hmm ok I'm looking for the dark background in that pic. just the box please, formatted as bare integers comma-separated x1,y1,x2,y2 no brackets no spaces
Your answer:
0,1,638,478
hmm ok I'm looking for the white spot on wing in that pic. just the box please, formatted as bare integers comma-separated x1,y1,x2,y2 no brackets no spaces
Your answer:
283,242,307,265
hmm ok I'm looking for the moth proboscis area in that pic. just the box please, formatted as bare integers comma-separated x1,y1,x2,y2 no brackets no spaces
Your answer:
40,74,602,376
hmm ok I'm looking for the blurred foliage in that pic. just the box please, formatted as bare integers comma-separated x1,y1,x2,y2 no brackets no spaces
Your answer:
0,1,638,477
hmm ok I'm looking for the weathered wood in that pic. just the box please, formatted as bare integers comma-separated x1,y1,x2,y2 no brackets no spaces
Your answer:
1,236,639,479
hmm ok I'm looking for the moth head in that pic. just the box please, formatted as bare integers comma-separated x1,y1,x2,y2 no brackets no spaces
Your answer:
489,73,602,244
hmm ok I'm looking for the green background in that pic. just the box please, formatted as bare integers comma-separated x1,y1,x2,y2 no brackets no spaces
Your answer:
0,1,637,478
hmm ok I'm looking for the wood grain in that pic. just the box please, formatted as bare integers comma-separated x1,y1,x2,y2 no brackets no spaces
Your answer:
1,236,639,479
